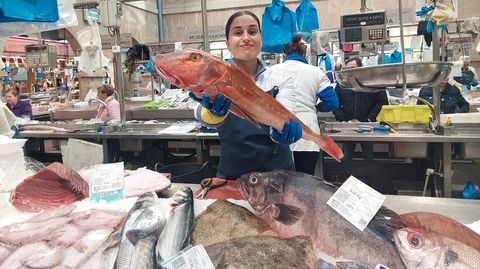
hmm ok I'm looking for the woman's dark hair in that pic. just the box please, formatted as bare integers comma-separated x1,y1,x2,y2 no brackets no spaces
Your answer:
98,84,115,97
345,57,363,68
283,34,306,57
225,11,261,40
5,88,18,97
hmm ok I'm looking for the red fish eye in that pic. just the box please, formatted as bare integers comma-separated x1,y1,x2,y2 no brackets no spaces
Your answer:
190,53,200,61
407,232,424,249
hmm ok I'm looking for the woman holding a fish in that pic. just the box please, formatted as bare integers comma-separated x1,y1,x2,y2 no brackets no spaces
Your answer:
190,11,303,180
153,11,343,179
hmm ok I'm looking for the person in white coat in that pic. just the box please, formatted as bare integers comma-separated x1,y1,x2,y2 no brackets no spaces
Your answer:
270,34,339,175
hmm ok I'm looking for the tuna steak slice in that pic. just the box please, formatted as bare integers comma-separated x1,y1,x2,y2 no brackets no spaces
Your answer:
10,162,89,212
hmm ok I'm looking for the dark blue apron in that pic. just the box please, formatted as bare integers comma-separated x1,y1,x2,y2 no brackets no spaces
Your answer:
216,87,295,179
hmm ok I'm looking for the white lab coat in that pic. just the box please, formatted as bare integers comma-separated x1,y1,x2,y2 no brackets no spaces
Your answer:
270,60,331,152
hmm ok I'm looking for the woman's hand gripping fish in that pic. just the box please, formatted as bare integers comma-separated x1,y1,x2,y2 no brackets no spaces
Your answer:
152,50,343,161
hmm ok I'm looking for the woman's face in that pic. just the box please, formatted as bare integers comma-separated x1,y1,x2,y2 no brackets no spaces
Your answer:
97,90,107,102
226,14,261,62
5,92,17,106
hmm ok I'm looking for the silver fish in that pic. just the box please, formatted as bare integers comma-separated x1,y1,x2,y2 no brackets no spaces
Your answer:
237,170,405,268
126,205,167,269
156,187,194,265
114,192,159,269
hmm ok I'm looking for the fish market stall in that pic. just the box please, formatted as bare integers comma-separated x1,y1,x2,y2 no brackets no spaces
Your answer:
1,160,480,268
17,119,480,197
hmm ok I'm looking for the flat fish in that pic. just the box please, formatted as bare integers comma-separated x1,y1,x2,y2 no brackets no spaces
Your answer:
205,235,317,269
192,200,273,246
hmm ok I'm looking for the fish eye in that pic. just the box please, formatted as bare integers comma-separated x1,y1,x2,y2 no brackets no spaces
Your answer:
190,53,200,62
407,232,424,249
249,176,258,185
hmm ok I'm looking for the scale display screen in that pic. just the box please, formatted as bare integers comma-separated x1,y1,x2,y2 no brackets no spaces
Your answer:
342,12,385,27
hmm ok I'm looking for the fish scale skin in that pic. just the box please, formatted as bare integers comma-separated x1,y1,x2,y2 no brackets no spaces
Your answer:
152,50,343,161
237,170,406,269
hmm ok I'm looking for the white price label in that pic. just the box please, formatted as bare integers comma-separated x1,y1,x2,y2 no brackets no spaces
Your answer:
90,162,124,202
162,245,214,269
327,176,385,231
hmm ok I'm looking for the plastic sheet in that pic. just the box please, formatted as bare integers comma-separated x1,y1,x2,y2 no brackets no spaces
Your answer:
0,157,45,192
0,0,77,38
78,22,110,74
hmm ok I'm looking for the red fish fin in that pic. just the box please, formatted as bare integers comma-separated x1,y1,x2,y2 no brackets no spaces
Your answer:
393,212,480,251
229,103,262,128
271,203,304,225
312,135,343,162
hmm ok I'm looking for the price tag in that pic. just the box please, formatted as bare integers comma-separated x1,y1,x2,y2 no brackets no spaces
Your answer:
161,245,214,269
89,162,124,202
327,175,385,231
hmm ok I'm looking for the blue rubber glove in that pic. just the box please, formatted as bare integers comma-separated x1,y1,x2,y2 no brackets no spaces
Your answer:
271,119,302,145
472,80,478,87
189,92,231,117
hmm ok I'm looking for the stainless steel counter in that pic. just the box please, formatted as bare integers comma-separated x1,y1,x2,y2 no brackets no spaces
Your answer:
19,121,480,198
384,195,480,224
50,101,195,121
19,126,480,143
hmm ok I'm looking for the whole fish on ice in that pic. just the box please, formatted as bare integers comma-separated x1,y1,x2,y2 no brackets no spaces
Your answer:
152,49,343,161
205,235,317,269
394,227,480,268
114,192,160,269
156,187,194,265
192,200,273,246
237,170,405,268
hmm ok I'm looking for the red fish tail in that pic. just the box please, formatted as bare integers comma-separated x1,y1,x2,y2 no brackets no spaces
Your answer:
312,134,343,162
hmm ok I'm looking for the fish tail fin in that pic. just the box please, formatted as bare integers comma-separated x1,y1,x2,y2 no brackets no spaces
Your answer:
312,134,344,162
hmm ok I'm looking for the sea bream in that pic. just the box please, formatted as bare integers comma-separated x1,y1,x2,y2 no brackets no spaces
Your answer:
237,170,406,268
152,49,343,161
394,227,480,268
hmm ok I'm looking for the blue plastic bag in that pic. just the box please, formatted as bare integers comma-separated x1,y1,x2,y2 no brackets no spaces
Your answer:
296,0,319,42
318,55,332,71
0,0,59,23
261,0,297,53
390,49,402,63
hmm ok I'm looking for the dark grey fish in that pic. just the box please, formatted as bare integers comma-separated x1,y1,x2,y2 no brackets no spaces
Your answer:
156,187,194,266
192,200,273,246
237,170,406,269
205,235,317,269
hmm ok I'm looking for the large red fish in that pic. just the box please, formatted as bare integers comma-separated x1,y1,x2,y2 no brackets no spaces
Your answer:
152,49,343,161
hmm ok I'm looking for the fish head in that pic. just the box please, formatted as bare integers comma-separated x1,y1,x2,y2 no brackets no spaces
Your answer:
170,186,193,207
393,227,443,268
151,49,228,92
237,170,288,213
